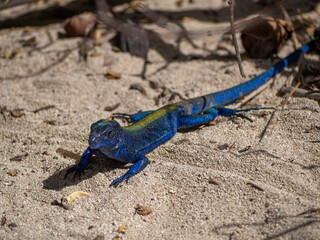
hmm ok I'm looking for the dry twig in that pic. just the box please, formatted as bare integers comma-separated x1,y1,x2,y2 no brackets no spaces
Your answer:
228,0,246,78
259,82,301,142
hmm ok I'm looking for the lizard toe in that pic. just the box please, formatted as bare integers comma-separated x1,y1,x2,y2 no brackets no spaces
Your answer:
109,173,131,187
65,165,85,179
111,113,133,123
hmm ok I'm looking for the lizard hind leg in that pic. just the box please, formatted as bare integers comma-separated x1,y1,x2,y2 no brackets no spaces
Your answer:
217,106,273,122
177,107,219,129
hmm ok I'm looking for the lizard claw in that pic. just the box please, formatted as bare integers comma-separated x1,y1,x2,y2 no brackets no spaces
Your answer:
65,164,86,180
109,172,133,187
111,113,133,123
235,113,253,122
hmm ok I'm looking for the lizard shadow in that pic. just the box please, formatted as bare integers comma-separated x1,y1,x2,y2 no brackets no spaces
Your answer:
42,154,129,191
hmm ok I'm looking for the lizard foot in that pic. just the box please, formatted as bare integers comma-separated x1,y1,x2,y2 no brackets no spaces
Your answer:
109,172,133,187
65,164,86,180
111,113,133,123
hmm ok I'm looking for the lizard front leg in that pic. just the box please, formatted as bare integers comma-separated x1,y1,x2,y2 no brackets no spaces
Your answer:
65,147,92,179
178,108,219,129
110,153,149,187
111,110,154,124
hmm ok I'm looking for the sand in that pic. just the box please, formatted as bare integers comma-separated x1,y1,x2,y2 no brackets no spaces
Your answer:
0,0,319,239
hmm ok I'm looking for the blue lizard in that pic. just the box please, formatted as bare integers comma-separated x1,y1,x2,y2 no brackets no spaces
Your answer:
65,40,315,187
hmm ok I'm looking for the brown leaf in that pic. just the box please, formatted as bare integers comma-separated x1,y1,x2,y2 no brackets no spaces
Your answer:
10,153,28,161
176,0,184,8
10,110,24,118
7,170,18,176
56,148,81,161
208,177,220,185
241,16,292,59
105,70,121,79
104,103,120,111
19,36,37,47
116,223,128,233
129,83,147,96
112,236,122,240
135,204,152,215
43,120,56,126
64,13,96,37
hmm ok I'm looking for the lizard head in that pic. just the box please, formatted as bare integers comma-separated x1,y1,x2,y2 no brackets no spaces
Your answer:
88,120,123,149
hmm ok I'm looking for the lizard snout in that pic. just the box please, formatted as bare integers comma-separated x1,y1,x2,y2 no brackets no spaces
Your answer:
88,135,100,149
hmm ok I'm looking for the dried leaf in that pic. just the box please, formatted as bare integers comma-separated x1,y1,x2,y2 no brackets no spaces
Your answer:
90,52,102,57
112,236,122,240
19,36,37,47
95,30,102,40
217,144,229,150
116,223,128,233
241,16,292,59
63,191,93,204
43,120,56,126
10,110,24,118
3,48,23,59
10,153,28,161
129,83,146,96
104,103,120,111
208,177,220,185
176,0,184,8
56,148,81,161
135,204,152,215
7,170,18,176
105,70,121,79
64,13,96,37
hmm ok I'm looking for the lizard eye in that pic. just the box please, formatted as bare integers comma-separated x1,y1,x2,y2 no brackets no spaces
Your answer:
106,131,112,138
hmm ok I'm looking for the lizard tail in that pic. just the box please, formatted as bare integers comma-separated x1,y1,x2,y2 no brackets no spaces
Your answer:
203,40,316,110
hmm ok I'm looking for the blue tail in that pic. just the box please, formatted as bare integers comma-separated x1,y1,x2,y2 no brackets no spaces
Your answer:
203,40,315,110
